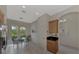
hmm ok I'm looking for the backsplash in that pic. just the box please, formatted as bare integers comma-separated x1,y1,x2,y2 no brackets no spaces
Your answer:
48,33,58,37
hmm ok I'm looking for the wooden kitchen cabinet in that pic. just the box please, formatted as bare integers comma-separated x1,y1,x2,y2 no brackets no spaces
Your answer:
47,19,58,54
49,20,58,33
0,9,4,24
0,9,4,54
47,40,58,54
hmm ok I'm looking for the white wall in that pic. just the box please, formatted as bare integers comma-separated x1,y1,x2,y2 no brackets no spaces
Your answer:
59,12,79,49
31,6,79,51
50,6,79,49
31,20,38,45
31,14,51,51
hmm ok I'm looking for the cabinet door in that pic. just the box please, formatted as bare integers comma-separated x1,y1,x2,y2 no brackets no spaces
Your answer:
49,20,58,33
47,40,58,54
0,10,4,24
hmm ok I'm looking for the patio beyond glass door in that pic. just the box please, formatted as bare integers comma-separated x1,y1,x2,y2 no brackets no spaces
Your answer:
19,27,26,42
11,25,27,44
11,26,18,44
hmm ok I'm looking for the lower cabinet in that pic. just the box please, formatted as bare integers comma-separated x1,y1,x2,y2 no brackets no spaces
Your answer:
47,40,58,54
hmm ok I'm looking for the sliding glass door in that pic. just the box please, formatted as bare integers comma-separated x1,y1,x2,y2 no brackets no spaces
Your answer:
10,25,27,43
11,26,18,41
19,27,26,41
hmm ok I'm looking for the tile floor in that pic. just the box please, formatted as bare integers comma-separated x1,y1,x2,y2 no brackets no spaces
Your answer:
58,44,79,54
2,42,52,54
2,41,79,54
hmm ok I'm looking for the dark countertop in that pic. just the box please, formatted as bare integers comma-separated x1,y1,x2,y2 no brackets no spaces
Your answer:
47,36,58,41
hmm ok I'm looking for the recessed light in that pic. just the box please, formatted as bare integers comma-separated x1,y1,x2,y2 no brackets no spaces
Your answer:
35,12,39,15
22,5,26,8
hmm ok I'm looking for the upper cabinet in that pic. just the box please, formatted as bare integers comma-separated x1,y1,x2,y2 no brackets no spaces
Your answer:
0,9,4,24
49,20,58,33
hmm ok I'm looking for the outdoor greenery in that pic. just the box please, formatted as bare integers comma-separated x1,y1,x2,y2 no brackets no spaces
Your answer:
11,26,26,40
11,30,17,37
19,29,26,37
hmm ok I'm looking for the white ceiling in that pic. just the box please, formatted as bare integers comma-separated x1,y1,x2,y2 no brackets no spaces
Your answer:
7,5,72,23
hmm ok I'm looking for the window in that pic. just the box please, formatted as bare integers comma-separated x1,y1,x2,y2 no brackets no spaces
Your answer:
11,26,18,39
19,27,26,40
11,26,26,40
